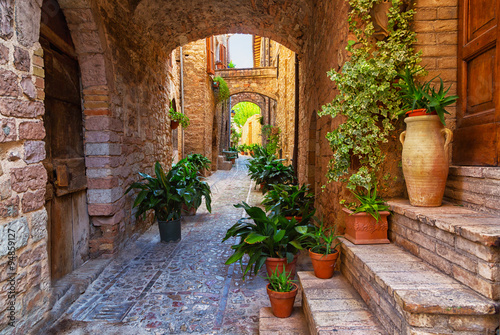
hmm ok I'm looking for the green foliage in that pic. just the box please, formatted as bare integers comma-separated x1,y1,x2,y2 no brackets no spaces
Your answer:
168,101,190,128
248,152,295,193
262,125,281,156
213,76,230,102
342,186,389,222
231,125,241,144
299,216,341,255
265,266,296,292
262,184,315,218
222,202,308,279
228,60,236,68
174,158,212,212
395,66,458,125
185,153,211,172
232,102,261,127
125,162,196,221
318,0,420,190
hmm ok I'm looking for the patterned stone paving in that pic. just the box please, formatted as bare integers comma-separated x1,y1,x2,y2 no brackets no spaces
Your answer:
49,157,275,334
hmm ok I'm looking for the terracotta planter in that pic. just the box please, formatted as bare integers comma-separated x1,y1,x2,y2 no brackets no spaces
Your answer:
171,120,179,129
240,152,245,155
230,158,235,164
265,255,298,279
400,115,453,206
266,283,298,318
343,208,390,245
405,108,438,117
285,216,302,222
309,249,339,279
181,204,197,216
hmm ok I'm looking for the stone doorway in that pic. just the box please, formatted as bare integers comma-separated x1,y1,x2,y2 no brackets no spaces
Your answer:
41,0,89,282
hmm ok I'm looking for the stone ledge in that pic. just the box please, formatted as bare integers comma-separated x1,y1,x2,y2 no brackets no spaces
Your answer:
298,271,386,335
387,198,500,247
259,307,310,335
340,239,499,334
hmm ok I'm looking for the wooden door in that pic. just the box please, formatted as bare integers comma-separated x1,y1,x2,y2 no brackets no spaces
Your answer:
41,0,89,282
454,0,500,165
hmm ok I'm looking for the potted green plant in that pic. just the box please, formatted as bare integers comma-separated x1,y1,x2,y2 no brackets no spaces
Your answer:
265,266,298,318
299,217,341,279
262,184,315,221
397,67,457,207
174,159,212,216
248,154,295,194
125,162,195,242
342,186,390,245
185,153,211,175
168,104,190,129
222,202,307,280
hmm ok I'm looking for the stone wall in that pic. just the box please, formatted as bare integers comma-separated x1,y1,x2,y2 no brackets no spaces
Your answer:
240,114,262,146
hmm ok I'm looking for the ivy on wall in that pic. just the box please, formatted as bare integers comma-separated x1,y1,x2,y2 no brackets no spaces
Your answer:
213,76,230,102
319,0,421,191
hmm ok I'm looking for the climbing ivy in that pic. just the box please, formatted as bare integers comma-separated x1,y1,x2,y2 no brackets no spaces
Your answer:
213,76,230,102
318,0,421,191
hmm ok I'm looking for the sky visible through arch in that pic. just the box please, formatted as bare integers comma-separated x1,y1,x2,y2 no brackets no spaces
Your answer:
229,34,253,68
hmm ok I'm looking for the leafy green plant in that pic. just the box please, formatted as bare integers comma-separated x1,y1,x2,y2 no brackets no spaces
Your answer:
222,202,307,279
172,159,212,212
396,66,458,125
232,102,261,127
248,154,295,193
262,125,281,156
265,265,296,292
168,101,190,128
213,76,230,102
262,184,315,218
342,186,389,222
185,153,211,172
299,216,341,255
228,60,236,68
125,162,195,221
318,0,420,190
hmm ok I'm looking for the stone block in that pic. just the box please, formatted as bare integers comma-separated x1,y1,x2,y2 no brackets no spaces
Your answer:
0,98,44,117
0,68,20,97
0,118,16,142
20,76,36,100
85,143,121,156
0,179,11,200
30,208,47,242
87,187,123,204
14,46,30,71
87,177,119,189
0,195,19,218
11,164,47,192
22,189,45,213
0,0,14,40
85,116,123,132
24,141,46,164
14,0,41,47
79,53,107,88
19,121,45,140
0,43,8,64
0,216,29,257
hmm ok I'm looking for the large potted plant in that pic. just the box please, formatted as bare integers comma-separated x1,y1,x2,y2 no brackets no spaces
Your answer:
299,217,341,279
173,159,212,216
125,162,195,242
396,67,458,206
262,184,315,221
265,266,298,318
342,186,390,245
185,153,211,175
222,202,307,279
248,152,295,194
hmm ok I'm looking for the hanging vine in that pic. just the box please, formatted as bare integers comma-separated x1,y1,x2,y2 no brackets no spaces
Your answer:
318,0,421,191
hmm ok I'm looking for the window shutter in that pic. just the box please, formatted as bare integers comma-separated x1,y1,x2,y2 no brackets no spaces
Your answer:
207,37,215,75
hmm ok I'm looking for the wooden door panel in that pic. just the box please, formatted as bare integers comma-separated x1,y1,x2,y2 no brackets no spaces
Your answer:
454,0,499,166
50,194,73,281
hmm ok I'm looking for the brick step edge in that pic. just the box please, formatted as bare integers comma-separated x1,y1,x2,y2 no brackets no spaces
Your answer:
298,271,387,335
259,307,310,335
340,238,500,334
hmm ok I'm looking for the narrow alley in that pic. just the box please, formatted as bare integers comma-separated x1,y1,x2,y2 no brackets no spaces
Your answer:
47,157,294,335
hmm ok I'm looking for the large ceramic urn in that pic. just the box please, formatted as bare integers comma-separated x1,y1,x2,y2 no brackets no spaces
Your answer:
400,115,453,207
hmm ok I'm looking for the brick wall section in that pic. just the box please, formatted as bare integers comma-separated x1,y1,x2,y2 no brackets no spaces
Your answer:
216,67,278,101
271,41,295,165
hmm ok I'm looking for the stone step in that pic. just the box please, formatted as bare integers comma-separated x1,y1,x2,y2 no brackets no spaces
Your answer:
259,307,310,335
387,199,500,300
298,271,387,335
340,238,500,334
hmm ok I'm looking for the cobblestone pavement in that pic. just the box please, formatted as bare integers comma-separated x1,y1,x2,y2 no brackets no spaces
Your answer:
47,157,284,335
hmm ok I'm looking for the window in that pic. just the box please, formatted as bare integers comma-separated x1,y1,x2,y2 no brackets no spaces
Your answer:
206,37,215,75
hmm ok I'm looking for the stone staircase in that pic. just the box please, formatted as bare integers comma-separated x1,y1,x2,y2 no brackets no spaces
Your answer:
259,199,500,334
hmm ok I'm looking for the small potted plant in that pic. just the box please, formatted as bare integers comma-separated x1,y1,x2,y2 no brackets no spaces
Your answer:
223,202,307,279
262,184,315,221
299,217,341,279
185,153,211,175
342,186,390,245
248,153,295,194
396,67,457,207
168,103,190,130
125,162,195,242
265,266,298,318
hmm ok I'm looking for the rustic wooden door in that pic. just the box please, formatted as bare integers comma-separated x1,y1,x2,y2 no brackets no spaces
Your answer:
454,0,500,165
41,0,89,282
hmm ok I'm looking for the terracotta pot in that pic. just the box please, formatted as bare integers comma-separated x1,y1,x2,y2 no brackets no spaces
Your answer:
309,249,339,279
265,255,298,279
230,158,235,164
405,108,437,117
181,204,197,216
400,115,453,206
266,283,298,318
240,152,245,155
285,216,302,222
343,208,390,245
171,120,179,129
